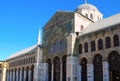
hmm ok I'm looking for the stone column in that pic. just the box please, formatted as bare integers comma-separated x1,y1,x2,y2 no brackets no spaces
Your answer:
103,61,109,81
8,71,10,81
51,62,54,81
109,29,114,48
60,60,62,81
9,71,12,81
24,70,26,81
87,64,94,81
13,71,15,81
16,71,18,81
29,69,31,81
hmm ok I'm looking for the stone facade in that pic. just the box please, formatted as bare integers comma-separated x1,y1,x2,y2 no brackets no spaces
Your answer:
0,3,120,81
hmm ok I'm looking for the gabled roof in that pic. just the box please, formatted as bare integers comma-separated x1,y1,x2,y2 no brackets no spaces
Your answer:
43,11,74,30
80,13,120,35
7,44,38,60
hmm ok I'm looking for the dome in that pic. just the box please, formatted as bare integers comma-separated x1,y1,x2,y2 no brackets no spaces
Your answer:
75,4,98,11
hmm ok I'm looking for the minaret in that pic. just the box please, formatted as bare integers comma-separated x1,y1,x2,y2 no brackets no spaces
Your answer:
36,28,41,81
37,28,41,45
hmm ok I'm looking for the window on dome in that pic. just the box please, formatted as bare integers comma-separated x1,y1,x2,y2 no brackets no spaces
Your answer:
90,13,93,20
80,25,84,31
85,13,88,17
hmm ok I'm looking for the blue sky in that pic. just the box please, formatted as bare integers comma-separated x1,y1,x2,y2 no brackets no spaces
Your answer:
0,0,120,60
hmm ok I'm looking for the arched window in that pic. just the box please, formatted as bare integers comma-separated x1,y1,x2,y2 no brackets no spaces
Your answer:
90,13,93,19
113,34,119,47
85,13,88,17
81,58,87,81
84,42,88,53
79,44,82,54
93,54,103,81
91,41,96,51
106,37,111,48
80,25,84,31
98,39,103,50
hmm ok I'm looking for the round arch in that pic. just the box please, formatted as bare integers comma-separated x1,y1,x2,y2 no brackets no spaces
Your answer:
108,51,120,81
62,55,67,81
26,67,29,81
93,54,103,81
53,56,60,81
30,65,34,81
81,58,87,81
47,59,52,81
18,68,20,81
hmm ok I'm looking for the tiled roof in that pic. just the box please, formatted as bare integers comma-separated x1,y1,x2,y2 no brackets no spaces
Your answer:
7,44,38,60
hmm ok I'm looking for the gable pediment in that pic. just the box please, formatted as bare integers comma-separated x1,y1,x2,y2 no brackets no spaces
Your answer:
44,11,74,30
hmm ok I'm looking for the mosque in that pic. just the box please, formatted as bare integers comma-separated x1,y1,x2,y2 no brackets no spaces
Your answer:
0,1,120,81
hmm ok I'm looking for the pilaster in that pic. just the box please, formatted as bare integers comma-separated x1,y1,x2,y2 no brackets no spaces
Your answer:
24,70,26,81
66,56,79,81
60,60,62,81
39,63,48,81
87,64,94,81
51,62,54,81
67,33,77,55
103,61,109,81
16,71,18,81
29,70,31,81
78,65,81,81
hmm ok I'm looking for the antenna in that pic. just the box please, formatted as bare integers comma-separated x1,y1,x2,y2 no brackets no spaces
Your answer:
85,0,87,4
